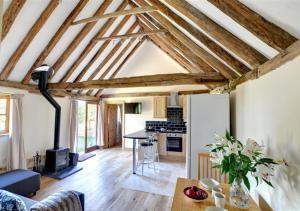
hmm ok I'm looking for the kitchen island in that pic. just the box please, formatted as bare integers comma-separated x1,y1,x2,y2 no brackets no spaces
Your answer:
123,130,157,174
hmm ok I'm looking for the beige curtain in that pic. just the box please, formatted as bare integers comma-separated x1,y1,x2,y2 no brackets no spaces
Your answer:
68,98,78,153
96,100,105,147
7,94,26,170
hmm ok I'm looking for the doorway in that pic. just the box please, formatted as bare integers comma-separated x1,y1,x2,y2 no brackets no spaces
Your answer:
77,101,98,154
104,103,124,148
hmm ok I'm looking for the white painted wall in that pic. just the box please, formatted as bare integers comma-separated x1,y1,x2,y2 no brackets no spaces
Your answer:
0,87,71,167
104,96,166,148
230,56,300,211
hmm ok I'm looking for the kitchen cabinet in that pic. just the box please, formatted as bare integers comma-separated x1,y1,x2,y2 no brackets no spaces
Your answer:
179,95,187,121
153,97,167,118
157,133,167,156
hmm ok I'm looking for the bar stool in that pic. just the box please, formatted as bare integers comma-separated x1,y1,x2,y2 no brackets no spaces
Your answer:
138,141,155,175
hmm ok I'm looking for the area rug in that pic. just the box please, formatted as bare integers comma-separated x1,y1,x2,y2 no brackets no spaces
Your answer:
78,152,96,162
121,161,186,197
45,166,83,180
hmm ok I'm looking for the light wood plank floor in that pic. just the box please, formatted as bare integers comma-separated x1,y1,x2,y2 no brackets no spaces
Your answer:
32,147,186,211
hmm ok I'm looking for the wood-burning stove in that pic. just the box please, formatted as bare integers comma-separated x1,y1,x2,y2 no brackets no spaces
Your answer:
32,65,70,173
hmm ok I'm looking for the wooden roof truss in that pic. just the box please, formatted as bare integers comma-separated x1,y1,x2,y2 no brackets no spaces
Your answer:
0,0,298,101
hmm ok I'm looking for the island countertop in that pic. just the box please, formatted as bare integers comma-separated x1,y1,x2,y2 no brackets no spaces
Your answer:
123,130,157,139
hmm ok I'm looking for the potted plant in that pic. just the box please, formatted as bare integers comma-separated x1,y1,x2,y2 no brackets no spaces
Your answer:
207,131,285,209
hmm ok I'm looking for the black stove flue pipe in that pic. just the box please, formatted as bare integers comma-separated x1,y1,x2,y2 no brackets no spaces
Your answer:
32,65,61,150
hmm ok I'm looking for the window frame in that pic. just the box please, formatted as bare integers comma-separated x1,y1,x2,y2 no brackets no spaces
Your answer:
0,96,10,135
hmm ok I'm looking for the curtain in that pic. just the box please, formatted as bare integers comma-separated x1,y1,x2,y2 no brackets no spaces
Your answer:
68,98,78,153
96,100,105,147
7,94,26,170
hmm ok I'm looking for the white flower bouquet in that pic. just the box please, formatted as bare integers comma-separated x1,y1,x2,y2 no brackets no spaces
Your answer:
207,130,284,190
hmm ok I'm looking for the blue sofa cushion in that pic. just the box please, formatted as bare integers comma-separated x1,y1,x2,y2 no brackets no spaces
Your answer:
0,189,26,211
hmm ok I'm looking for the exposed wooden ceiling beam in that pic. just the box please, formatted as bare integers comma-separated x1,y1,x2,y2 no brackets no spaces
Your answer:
60,1,128,83
0,80,36,91
132,0,238,79
95,38,146,97
50,0,112,80
94,29,167,41
48,73,227,90
164,0,268,67
78,21,138,84
0,80,98,101
207,0,297,51
100,89,209,98
1,0,26,40
22,0,89,84
0,0,59,80
72,6,157,25
147,0,250,75
83,28,140,96
137,14,216,74
85,38,139,95
220,40,300,90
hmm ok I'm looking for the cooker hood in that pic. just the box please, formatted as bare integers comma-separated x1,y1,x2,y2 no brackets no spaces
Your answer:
168,92,180,107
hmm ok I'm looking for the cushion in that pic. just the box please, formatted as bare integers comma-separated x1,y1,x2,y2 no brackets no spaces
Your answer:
0,189,27,211
30,191,82,211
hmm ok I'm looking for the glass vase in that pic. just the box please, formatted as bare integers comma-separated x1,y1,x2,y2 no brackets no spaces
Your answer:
230,178,249,209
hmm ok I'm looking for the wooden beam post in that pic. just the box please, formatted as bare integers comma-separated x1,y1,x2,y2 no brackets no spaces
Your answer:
59,1,128,83
1,0,26,40
48,73,227,90
164,0,267,67
72,6,157,25
21,0,89,84
207,0,297,51
0,0,59,80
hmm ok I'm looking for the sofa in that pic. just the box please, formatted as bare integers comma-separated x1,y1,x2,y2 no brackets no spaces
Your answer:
17,191,85,210
0,169,84,210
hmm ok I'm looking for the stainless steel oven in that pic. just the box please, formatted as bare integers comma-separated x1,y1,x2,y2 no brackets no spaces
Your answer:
166,133,183,152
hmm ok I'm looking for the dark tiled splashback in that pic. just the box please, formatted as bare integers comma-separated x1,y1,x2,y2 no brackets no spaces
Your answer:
167,107,183,122
146,108,186,133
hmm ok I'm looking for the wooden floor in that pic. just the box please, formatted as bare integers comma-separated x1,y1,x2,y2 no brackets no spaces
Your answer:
33,147,186,211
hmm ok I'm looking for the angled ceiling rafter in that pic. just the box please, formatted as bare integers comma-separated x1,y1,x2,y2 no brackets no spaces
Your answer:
0,0,60,80
60,0,128,83
22,0,89,84
49,0,113,81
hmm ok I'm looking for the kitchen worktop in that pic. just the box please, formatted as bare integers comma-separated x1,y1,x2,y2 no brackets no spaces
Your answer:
123,130,157,139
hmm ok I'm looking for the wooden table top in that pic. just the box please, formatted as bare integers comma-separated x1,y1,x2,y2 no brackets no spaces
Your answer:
171,178,261,211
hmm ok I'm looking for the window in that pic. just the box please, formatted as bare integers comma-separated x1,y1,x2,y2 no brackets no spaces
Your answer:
77,101,98,153
0,96,10,134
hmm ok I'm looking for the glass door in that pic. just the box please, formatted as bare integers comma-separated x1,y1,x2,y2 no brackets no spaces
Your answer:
77,101,98,153
86,103,97,150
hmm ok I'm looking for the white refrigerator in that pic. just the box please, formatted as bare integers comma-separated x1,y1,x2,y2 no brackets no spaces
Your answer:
186,94,230,179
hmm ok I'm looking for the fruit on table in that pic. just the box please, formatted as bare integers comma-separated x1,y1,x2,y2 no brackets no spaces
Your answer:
185,186,208,200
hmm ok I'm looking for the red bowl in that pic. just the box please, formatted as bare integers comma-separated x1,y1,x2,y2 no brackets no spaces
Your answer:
183,186,208,202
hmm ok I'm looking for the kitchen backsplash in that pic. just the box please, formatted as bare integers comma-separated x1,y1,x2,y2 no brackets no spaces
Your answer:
146,108,186,133
167,107,183,122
